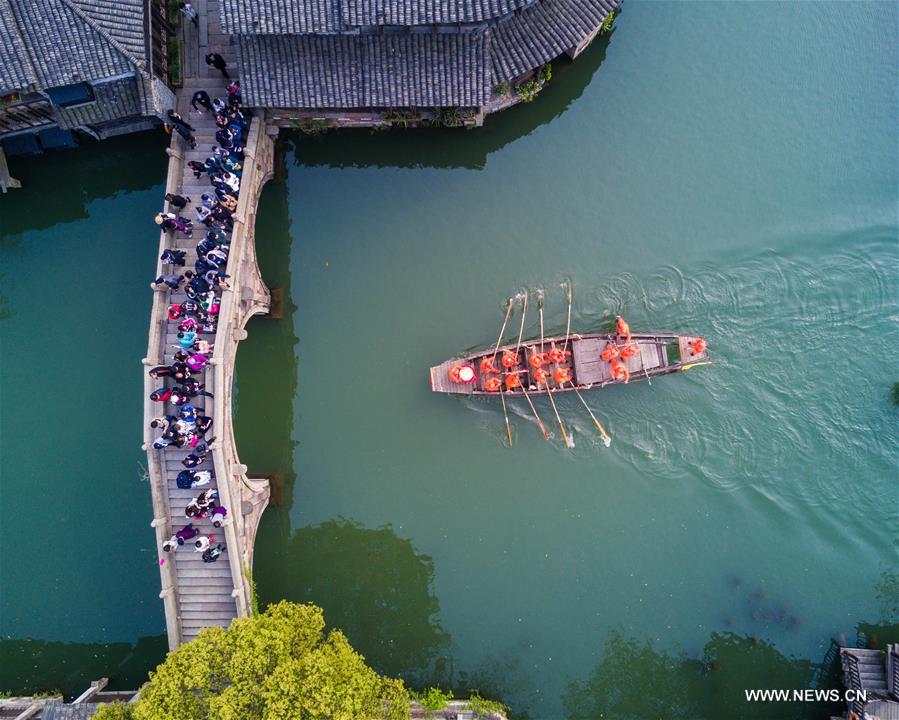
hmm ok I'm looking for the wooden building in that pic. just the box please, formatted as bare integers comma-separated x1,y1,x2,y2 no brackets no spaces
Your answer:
0,0,176,156
220,0,621,125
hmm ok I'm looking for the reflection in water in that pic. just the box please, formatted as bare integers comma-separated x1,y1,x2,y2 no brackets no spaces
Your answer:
235,184,452,683
0,636,166,698
258,518,451,684
562,631,835,720
0,132,168,237
234,175,299,510
564,570,899,720
289,28,616,171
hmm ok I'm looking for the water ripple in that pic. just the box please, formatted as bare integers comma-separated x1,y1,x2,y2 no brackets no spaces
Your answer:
472,227,899,507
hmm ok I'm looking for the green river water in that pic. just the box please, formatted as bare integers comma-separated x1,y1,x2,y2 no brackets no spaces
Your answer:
1,2,897,718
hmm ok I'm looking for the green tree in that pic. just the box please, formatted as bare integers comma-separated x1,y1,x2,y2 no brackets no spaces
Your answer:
93,602,409,720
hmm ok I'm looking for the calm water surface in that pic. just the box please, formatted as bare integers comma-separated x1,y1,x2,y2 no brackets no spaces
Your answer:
0,134,169,691
1,2,897,718
235,3,898,718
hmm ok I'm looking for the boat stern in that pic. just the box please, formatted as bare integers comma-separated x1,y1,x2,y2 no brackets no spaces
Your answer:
430,359,477,394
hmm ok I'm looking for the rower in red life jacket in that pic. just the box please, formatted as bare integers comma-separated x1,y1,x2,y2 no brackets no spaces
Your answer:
480,357,499,374
505,373,522,390
448,365,476,383
553,367,572,384
502,351,519,368
619,342,639,360
690,337,707,356
610,358,630,384
615,316,632,346
485,376,502,392
548,347,570,364
601,342,619,362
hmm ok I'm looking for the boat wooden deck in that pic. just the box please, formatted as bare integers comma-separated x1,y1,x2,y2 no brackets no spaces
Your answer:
430,358,476,394
430,330,707,397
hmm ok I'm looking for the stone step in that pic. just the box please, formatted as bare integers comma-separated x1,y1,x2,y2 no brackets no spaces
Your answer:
181,601,238,613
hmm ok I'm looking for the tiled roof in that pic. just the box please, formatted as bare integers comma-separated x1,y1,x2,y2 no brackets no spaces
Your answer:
68,0,148,61
0,0,146,92
341,0,527,26
492,0,617,81
221,0,536,32
231,0,620,108
0,0,35,93
221,0,341,33
54,75,144,129
238,32,490,108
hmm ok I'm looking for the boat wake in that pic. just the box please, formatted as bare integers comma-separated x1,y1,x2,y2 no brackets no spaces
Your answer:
464,227,898,504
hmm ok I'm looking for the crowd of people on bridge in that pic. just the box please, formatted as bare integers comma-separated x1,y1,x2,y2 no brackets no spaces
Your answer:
149,84,249,566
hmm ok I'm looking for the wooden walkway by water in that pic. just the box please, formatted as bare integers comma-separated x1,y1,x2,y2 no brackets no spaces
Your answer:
142,0,274,649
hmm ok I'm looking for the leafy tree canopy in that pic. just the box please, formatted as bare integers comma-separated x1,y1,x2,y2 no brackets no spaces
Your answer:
94,601,409,720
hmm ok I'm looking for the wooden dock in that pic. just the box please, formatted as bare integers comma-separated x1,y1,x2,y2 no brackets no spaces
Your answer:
142,0,275,649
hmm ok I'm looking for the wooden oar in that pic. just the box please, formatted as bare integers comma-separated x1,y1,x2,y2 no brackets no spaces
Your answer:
570,384,611,447
562,282,573,353
491,298,514,365
514,291,528,355
521,387,549,440
490,297,515,448
500,389,513,448
546,386,572,448
680,360,715,372
521,351,549,440
537,290,545,355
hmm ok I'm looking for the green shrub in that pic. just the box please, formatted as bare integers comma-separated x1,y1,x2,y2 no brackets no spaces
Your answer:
601,9,617,34
428,107,475,128
467,690,509,718
382,109,422,128
94,703,135,720
95,602,409,720
293,118,335,136
492,82,510,96
540,64,552,83
413,686,454,712
515,78,542,103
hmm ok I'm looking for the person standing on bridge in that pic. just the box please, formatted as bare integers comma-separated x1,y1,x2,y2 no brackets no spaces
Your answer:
161,248,187,266
176,523,200,544
191,90,213,113
165,193,191,210
202,544,224,563
149,387,172,403
179,2,199,27
153,273,184,291
205,52,229,80
226,80,241,105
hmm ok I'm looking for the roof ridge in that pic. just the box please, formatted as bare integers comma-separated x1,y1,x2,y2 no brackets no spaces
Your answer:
57,0,147,72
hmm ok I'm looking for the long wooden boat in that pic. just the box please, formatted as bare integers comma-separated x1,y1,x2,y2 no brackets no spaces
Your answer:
430,332,710,396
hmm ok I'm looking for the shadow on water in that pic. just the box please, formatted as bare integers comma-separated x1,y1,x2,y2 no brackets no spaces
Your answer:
255,517,452,684
287,28,617,171
234,172,454,687
0,131,168,238
563,569,899,720
234,166,300,510
0,635,167,698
